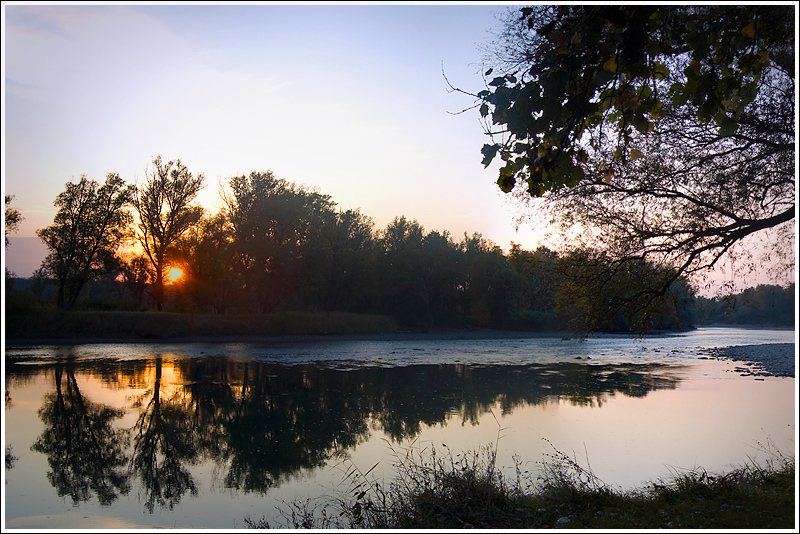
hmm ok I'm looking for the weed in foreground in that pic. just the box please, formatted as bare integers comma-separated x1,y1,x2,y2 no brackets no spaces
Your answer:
244,435,795,529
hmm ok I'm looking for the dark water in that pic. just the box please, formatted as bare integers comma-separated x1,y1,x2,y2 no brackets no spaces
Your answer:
3,327,795,529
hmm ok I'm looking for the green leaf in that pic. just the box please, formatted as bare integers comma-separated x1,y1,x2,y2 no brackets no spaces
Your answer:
718,116,738,136
671,86,690,107
696,98,715,122
741,20,755,39
496,169,516,193
632,114,650,134
593,69,614,86
479,103,489,118
489,77,507,87
565,164,585,186
481,144,500,167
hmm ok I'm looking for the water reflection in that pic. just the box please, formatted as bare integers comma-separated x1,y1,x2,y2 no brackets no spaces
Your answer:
131,357,198,512
31,366,130,505
6,355,684,511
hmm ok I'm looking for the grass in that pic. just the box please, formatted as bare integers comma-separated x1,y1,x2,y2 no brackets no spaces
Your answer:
244,436,796,529
4,307,399,340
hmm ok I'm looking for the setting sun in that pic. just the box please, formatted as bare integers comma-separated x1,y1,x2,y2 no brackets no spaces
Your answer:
165,266,184,284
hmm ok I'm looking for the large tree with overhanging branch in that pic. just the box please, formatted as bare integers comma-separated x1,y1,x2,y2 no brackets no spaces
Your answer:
458,4,794,301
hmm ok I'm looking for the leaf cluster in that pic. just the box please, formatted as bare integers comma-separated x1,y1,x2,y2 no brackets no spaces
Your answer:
5,194,23,247
478,5,793,196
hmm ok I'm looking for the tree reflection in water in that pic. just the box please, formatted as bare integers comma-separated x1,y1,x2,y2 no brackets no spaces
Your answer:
131,356,199,513
220,361,372,493
14,354,684,508
31,366,130,505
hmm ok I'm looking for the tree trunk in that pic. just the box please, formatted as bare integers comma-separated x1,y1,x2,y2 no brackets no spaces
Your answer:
154,256,165,311
56,280,67,310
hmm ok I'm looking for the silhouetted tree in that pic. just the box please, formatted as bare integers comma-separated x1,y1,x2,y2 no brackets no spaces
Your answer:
37,174,134,309
554,248,695,335
696,283,795,325
307,208,376,312
421,230,464,325
460,233,509,327
4,194,23,287
508,244,559,326
134,156,205,311
117,254,152,308
224,171,336,313
174,212,241,314
378,217,432,327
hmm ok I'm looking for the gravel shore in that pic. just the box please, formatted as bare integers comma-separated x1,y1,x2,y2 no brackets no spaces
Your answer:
704,343,796,378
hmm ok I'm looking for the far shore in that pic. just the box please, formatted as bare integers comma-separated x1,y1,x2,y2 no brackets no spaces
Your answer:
5,307,794,348
5,328,573,347
5,323,793,348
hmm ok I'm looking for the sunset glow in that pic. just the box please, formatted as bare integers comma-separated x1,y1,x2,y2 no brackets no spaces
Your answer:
165,267,184,284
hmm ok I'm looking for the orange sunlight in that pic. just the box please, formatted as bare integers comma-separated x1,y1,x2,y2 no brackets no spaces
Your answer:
165,266,184,284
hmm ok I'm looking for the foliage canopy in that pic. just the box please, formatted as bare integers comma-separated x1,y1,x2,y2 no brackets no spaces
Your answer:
470,5,794,294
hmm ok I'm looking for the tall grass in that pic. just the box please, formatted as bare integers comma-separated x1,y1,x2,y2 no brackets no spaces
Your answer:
246,438,528,529
245,435,796,529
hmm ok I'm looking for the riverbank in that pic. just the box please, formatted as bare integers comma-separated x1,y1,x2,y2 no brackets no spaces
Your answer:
4,308,399,343
4,307,571,345
5,309,794,358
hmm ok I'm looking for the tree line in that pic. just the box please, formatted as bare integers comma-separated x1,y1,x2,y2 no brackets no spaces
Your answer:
695,283,794,326
6,156,699,333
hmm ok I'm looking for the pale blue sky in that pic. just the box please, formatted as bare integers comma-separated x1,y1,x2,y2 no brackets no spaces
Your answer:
3,2,546,253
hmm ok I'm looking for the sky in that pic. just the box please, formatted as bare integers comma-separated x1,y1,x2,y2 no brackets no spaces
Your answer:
2,2,794,294
3,3,547,268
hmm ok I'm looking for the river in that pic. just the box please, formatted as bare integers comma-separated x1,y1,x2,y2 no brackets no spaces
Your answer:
3,326,795,529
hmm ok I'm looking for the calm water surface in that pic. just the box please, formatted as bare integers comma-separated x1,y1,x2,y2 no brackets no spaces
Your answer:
3,327,795,529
